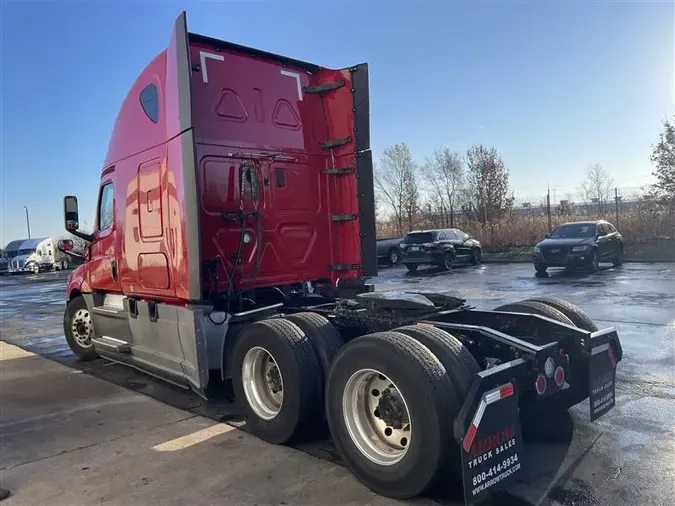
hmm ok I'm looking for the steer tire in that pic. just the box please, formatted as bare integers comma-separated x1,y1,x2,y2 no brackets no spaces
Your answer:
326,331,459,499
493,300,574,327
524,296,598,332
231,318,323,445
394,325,479,398
63,296,98,361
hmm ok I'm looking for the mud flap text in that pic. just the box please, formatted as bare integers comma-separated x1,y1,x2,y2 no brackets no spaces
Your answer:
589,343,617,421
461,383,524,504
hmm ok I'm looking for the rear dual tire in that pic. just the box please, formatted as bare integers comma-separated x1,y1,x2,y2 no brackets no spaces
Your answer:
495,297,598,410
231,319,324,444
234,316,476,499
327,331,465,498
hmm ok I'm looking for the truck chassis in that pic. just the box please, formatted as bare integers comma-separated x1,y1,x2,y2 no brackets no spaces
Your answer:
63,287,622,503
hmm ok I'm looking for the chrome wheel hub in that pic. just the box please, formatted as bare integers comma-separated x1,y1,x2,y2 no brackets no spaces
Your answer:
242,347,283,420
71,308,93,347
343,369,411,466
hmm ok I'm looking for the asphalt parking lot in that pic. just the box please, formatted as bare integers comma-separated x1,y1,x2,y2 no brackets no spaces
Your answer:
1,263,674,505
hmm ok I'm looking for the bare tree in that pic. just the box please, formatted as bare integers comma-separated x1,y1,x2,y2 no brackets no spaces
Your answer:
578,163,613,214
421,148,464,227
374,143,419,235
463,145,514,228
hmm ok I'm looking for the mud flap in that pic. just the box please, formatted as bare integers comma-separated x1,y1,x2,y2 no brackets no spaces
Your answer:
454,359,527,505
588,342,617,421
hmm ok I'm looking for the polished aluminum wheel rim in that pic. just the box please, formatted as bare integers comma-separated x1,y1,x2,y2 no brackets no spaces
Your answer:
71,308,93,347
342,369,411,466
242,346,283,420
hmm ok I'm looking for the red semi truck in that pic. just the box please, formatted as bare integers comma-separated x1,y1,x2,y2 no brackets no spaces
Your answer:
61,12,622,503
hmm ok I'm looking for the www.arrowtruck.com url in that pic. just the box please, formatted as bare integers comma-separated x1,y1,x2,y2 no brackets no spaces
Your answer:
471,462,522,496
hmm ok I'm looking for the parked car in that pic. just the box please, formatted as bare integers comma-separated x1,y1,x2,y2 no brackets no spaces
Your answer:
0,256,8,275
400,228,482,272
376,237,404,264
533,220,624,274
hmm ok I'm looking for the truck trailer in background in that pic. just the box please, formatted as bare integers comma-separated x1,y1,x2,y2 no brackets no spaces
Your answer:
3,237,73,273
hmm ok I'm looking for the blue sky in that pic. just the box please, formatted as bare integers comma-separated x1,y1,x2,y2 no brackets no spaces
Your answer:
0,0,672,246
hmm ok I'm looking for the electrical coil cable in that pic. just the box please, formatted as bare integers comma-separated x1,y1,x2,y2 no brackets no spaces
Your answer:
218,163,265,301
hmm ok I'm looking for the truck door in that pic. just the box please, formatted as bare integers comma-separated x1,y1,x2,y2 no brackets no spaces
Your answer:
89,179,122,293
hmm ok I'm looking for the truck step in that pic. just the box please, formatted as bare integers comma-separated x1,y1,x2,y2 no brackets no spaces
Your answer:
303,80,345,94
322,167,355,176
91,305,127,318
330,214,358,222
91,336,131,354
320,136,352,149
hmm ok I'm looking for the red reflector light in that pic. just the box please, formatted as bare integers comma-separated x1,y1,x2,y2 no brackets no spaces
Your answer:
559,348,565,356
607,345,617,368
499,383,514,398
535,374,547,395
463,424,478,452
554,366,565,387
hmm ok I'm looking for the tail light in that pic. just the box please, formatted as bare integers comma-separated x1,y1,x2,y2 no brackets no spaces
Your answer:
554,366,565,387
535,374,547,395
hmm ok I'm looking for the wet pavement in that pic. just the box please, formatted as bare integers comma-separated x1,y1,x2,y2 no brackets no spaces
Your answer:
0,263,673,506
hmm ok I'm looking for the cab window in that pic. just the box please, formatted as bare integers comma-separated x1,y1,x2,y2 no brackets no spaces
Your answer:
98,182,115,231
140,84,159,123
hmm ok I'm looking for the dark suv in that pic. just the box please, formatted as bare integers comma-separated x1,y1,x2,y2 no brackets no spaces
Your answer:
400,228,482,272
533,220,624,274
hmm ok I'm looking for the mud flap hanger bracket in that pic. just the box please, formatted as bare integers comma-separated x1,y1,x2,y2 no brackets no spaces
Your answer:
453,358,527,444
585,328,623,362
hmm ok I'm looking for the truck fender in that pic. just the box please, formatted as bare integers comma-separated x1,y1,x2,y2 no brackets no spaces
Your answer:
220,303,284,381
66,265,90,301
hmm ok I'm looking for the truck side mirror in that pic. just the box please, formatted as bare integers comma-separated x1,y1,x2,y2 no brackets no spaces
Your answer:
57,239,74,252
63,196,95,243
64,196,80,231
545,233,550,238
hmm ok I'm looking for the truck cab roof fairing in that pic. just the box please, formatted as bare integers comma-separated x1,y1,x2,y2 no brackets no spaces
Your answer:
104,51,167,168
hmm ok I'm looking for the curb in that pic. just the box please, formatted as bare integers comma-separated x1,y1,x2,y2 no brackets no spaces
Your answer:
482,258,674,264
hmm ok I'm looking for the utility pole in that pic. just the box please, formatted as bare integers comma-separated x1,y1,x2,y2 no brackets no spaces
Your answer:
22,206,31,239
546,188,552,232
614,188,620,228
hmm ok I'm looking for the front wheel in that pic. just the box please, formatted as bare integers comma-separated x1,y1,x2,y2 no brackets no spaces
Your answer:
404,263,418,273
471,248,482,265
535,263,548,274
64,296,98,361
326,331,459,499
613,246,624,267
586,249,599,273
388,248,401,265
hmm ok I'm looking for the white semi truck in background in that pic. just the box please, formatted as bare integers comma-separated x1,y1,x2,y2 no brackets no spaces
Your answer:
3,237,74,274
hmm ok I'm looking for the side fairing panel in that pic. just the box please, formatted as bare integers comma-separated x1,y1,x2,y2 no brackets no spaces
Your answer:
165,13,202,301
